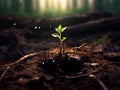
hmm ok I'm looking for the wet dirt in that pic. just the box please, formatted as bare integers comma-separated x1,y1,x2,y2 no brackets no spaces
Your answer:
0,13,120,90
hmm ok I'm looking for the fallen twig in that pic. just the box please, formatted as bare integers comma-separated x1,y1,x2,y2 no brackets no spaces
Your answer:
0,66,10,81
73,43,86,50
63,70,97,79
0,52,41,81
78,43,86,48
89,74,108,90
4,52,41,67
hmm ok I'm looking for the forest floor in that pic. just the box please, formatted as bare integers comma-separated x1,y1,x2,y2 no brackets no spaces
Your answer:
0,12,120,90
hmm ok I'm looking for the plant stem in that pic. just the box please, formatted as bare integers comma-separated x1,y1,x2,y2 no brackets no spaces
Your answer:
59,31,62,56
59,41,63,56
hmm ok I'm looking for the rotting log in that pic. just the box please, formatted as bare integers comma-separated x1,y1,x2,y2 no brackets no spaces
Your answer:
103,52,120,61
67,17,120,30
66,17,120,37
0,11,112,30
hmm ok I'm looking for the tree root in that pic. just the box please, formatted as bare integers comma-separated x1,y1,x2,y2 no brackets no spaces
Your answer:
89,74,108,90
4,52,41,67
63,70,98,79
0,66,10,81
63,72,108,90
0,52,41,81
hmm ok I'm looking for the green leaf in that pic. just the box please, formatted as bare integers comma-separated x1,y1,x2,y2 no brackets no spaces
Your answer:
61,27,67,32
51,33,59,38
58,25,62,32
55,28,60,33
61,37,67,42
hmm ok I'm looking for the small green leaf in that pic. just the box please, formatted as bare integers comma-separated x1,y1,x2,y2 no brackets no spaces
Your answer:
51,33,59,38
55,28,60,34
58,25,62,32
61,27,67,32
61,37,67,41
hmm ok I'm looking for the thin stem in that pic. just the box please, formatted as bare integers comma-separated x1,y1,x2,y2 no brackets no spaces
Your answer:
59,41,62,56
59,31,63,56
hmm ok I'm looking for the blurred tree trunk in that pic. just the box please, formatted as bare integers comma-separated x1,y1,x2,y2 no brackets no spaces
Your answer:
94,0,104,11
11,0,20,12
3,0,9,12
24,0,32,12
0,0,4,11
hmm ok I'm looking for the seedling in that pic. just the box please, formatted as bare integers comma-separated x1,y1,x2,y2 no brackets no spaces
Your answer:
52,25,67,56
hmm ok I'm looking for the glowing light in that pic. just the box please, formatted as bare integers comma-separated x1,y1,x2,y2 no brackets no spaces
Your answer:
88,0,94,5
77,0,83,8
32,0,37,10
53,0,60,9
38,26,41,29
42,62,45,64
60,0,68,10
13,23,16,26
88,0,95,10
34,26,37,29
47,0,53,9
52,60,55,62
68,0,73,9
38,0,46,11
31,0,85,12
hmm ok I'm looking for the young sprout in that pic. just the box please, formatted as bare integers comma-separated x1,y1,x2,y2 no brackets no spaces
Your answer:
52,25,67,56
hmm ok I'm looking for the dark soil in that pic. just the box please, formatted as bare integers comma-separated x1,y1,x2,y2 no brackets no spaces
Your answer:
0,12,120,90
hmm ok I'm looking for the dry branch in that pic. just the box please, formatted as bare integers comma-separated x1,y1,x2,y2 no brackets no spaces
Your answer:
0,52,41,81
89,74,108,90
4,52,41,67
0,66,10,81
63,70,98,79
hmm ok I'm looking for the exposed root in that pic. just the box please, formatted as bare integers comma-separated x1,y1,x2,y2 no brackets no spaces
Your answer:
4,52,41,67
63,70,98,79
17,72,54,85
0,52,41,81
89,74,108,90
0,66,10,81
